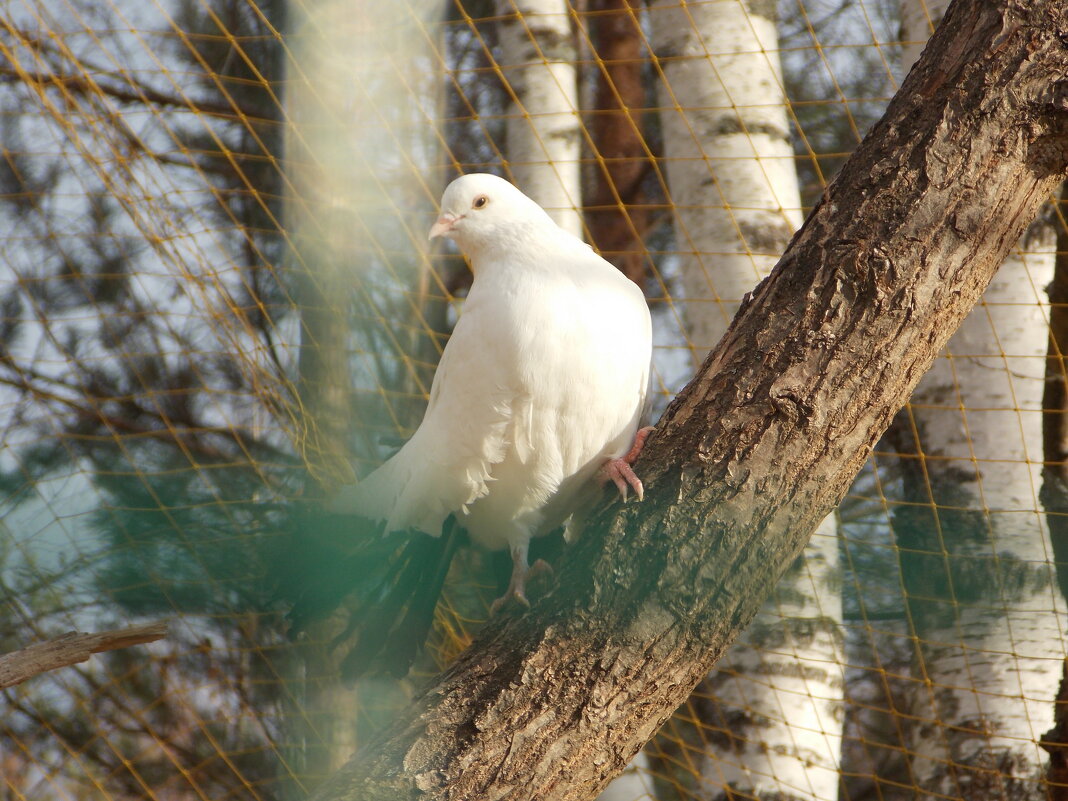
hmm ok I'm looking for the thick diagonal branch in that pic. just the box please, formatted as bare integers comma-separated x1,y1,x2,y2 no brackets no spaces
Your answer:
311,1,1068,799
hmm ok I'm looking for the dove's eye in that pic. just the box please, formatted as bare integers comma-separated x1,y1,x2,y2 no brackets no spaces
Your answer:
472,195,489,209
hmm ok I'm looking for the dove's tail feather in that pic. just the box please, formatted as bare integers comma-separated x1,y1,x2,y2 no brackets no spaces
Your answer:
341,517,462,680
270,508,390,634
271,507,462,680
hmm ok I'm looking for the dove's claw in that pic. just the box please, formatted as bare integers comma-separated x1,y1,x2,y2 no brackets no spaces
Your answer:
490,550,554,615
599,426,653,502
528,558,554,581
490,589,529,615
602,458,644,502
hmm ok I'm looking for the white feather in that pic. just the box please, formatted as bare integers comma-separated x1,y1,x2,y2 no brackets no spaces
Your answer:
329,173,652,556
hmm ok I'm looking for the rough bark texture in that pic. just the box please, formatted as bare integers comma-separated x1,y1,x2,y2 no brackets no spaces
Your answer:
648,1,843,797
0,622,167,690
309,2,1068,799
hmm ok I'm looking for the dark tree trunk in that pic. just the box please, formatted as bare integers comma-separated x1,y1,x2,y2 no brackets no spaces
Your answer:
585,0,653,285
309,1,1068,798
1044,658,1068,801
1043,185,1068,603
1042,184,1068,799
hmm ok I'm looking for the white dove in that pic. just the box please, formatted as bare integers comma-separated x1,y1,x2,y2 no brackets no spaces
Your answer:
330,173,652,612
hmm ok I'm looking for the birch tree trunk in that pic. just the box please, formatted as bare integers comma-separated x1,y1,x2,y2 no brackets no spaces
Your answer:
496,0,583,236
897,222,1063,798
306,2,1068,798
648,0,801,356
595,751,656,801
648,3,842,797
895,4,1066,797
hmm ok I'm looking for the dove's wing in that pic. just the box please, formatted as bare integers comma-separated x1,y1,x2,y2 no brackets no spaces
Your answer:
328,286,523,535
299,173,653,675
458,239,652,548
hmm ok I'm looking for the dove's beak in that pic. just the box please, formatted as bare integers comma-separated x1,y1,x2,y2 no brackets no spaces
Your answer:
429,213,459,241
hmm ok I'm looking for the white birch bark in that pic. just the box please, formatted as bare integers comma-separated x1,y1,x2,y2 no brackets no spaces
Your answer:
899,5,1067,796
903,223,1064,799
496,0,583,236
696,522,843,801
649,0,802,356
596,750,656,801
649,2,843,799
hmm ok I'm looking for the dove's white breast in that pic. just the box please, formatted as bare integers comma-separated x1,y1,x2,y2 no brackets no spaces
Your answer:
335,226,651,551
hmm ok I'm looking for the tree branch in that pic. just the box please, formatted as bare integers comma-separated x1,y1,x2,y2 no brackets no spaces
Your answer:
0,365,297,466
311,1,1068,798
0,621,168,690
0,25,264,122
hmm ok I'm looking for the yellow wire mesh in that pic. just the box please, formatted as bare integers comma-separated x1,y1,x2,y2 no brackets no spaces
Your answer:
1,1,1065,800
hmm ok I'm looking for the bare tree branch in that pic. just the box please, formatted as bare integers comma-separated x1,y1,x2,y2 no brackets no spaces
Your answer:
0,23,265,122
0,621,168,690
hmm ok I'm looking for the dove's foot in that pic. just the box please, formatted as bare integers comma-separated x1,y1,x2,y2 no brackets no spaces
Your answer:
599,426,653,502
490,553,554,615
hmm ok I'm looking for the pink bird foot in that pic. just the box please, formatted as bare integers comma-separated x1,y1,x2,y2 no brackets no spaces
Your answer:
599,426,653,502
490,549,554,615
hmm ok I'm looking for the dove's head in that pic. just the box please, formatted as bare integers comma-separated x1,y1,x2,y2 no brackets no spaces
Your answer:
429,173,554,255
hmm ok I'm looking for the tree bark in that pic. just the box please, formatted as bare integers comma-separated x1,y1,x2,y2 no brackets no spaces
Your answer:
647,1,843,797
649,0,802,357
308,1,1068,798
693,523,842,801
896,4,1065,796
1043,187,1068,605
1041,186,1068,800
1043,657,1068,801
896,218,1062,798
